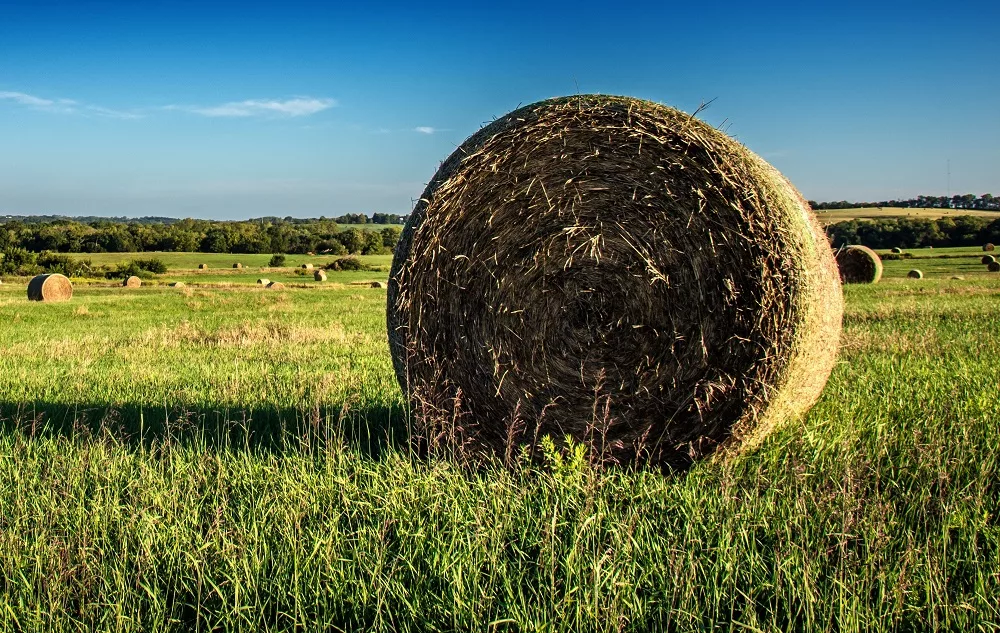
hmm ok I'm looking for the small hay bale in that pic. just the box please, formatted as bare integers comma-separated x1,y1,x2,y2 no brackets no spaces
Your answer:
123,276,142,288
301,263,314,270
982,255,996,265
314,270,328,282
198,264,208,270
170,282,186,287
835,245,883,284
257,278,270,286
907,269,923,279
891,247,903,254
388,95,843,469
370,281,385,288
983,243,995,252
989,262,1000,273
27,273,73,302
951,276,964,280
233,263,243,269
266,281,286,290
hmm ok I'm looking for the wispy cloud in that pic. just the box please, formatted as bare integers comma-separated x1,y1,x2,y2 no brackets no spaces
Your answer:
414,126,438,134
0,90,141,118
167,97,337,118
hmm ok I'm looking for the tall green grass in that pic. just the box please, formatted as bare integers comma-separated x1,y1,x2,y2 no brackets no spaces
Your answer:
0,276,997,631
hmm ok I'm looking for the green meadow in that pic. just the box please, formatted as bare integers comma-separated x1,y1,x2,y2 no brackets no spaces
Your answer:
0,251,997,631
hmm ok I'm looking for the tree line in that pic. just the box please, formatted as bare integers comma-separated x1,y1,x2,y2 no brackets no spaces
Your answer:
0,217,403,256
825,216,1000,249
810,193,998,211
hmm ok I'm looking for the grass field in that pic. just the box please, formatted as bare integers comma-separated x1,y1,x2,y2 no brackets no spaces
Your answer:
816,207,1000,224
0,252,997,631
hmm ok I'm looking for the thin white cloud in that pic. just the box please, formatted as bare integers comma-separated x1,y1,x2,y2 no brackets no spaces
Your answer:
0,90,140,117
169,97,337,118
414,126,437,134
0,91,54,107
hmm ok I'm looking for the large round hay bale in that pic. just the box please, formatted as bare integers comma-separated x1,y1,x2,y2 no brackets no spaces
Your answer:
835,245,883,284
982,255,996,265
198,264,208,270
370,281,385,289
387,95,843,469
257,278,270,286
266,281,286,290
123,276,141,288
233,263,243,269
989,262,1000,273
170,282,186,287
983,243,995,252
314,270,327,281
301,263,314,270
27,273,73,302
907,269,923,279
890,247,903,254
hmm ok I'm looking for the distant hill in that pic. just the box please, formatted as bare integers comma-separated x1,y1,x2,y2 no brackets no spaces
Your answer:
0,214,182,225
815,207,1000,225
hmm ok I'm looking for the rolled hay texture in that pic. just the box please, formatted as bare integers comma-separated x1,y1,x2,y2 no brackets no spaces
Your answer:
907,269,924,279
266,281,286,290
989,262,1000,273
984,243,995,252
370,281,385,289
891,247,903,254
982,255,996,265
170,282,185,287
302,263,314,270
387,95,843,469
835,245,883,284
198,264,208,270
314,270,328,281
27,273,73,302
233,263,243,269
257,278,270,286
123,276,141,288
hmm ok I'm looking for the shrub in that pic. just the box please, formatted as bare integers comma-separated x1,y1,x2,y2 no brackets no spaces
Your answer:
268,254,287,267
134,258,167,274
325,256,370,271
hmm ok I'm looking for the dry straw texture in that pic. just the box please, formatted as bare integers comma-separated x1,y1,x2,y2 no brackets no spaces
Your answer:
835,245,883,284
982,255,995,265
302,263,314,269
388,95,843,469
27,273,73,302
983,243,995,252
123,276,141,288
907,269,923,279
267,282,286,290
314,270,328,281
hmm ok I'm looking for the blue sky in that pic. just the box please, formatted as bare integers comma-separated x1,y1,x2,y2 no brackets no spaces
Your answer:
1,0,997,219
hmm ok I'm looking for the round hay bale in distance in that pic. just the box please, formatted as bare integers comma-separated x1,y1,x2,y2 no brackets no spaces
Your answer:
266,281,286,290
198,264,208,270
256,278,270,286
314,270,328,281
388,95,844,469
27,273,73,302
891,247,903,254
983,243,995,252
370,281,385,289
233,263,243,269
301,263,314,270
123,276,141,288
835,245,883,284
907,269,923,279
982,255,996,265
989,262,1000,273
170,281,186,287
950,276,964,280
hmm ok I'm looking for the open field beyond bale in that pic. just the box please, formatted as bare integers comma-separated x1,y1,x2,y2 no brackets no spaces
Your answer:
0,258,998,631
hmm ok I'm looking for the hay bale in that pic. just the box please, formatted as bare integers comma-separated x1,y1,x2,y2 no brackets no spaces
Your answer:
835,245,883,284
951,276,964,280
314,270,328,282
233,263,243,269
257,278,270,286
170,282,186,287
983,243,995,252
27,273,73,302
266,281,286,290
891,247,903,254
370,281,385,289
122,276,141,288
387,95,843,469
982,255,996,265
907,269,923,279
198,264,208,270
301,263,314,270
989,262,1000,273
